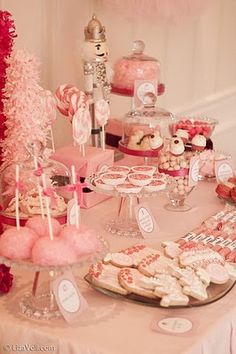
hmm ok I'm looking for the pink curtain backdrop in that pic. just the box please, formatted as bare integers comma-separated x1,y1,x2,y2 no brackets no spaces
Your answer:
101,0,212,22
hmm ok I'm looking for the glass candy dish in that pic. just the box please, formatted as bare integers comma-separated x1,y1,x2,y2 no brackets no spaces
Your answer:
169,116,218,141
199,150,231,180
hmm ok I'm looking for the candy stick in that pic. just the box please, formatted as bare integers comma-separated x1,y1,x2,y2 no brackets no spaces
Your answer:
101,125,105,151
94,99,110,151
71,165,80,229
33,156,45,219
49,127,55,153
42,173,54,241
15,164,20,230
81,144,85,157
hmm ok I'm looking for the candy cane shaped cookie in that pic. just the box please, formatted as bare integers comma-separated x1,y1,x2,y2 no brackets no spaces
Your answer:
89,262,128,295
118,268,156,299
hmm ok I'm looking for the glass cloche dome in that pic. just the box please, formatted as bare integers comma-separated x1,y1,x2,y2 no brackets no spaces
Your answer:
0,144,71,226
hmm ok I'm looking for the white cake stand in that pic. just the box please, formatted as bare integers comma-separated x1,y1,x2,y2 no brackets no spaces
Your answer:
86,174,166,238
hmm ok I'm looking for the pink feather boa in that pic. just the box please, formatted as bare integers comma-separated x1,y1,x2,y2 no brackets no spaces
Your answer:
0,11,16,164
101,0,212,23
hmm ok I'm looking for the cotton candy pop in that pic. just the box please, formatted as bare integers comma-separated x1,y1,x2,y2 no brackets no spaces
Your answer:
72,106,91,146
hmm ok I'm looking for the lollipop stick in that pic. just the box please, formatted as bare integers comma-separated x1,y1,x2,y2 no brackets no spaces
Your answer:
50,127,55,153
71,165,80,229
15,164,20,230
101,125,105,151
33,156,45,219
42,173,54,241
81,144,85,157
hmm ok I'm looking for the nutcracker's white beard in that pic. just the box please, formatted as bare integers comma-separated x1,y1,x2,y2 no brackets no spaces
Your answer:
80,42,114,83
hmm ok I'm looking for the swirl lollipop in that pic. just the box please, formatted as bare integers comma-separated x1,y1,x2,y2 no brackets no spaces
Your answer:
55,84,80,118
95,99,110,151
72,105,91,156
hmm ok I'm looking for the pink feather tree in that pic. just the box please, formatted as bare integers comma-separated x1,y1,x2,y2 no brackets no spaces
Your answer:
0,11,16,165
0,49,56,170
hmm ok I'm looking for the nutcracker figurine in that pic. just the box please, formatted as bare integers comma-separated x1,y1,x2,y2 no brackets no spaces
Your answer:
83,15,111,147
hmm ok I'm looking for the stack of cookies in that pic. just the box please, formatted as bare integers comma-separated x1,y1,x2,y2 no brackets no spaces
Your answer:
87,243,236,307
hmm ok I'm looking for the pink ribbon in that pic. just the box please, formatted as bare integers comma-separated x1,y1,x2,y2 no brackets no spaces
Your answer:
34,163,43,177
43,187,57,208
66,177,88,206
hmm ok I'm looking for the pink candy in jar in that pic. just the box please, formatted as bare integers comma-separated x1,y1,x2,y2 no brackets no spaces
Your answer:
112,40,160,93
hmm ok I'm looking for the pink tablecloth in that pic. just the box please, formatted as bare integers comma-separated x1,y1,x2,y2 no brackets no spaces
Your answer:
0,181,236,354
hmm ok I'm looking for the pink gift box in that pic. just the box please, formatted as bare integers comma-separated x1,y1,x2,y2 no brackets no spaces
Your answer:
52,145,114,209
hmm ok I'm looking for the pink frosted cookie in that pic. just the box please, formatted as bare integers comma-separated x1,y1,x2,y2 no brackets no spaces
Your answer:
144,179,166,192
89,262,128,295
106,165,130,174
118,268,156,299
128,173,152,186
32,237,77,265
115,183,142,194
103,252,133,268
60,224,99,257
0,227,38,260
26,216,61,238
121,244,160,267
138,253,175,277
131,165,156,176
95,178,114,191
100,172,126,186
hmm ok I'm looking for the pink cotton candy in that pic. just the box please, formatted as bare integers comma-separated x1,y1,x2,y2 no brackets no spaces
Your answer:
112,59,159,90
25,216,61,238
60,224,99,258
0,227,39,260
32,237,77,266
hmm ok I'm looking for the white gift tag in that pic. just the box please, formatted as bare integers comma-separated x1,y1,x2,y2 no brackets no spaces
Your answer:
188,156,200,187
134,202,159,239
215,160,234,183
52,270,88,323
134,79,157,109
151,317,193,334
67,199,80,226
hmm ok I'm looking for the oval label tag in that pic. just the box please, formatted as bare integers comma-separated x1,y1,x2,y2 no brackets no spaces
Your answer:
58,279,80,313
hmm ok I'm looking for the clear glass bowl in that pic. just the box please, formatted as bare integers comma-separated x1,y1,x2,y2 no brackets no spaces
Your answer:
169,116,218,141
199,150,231,180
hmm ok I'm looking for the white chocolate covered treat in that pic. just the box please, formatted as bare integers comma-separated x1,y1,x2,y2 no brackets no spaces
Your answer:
191,134,207,151
170,137,185,156
175,129,189,143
